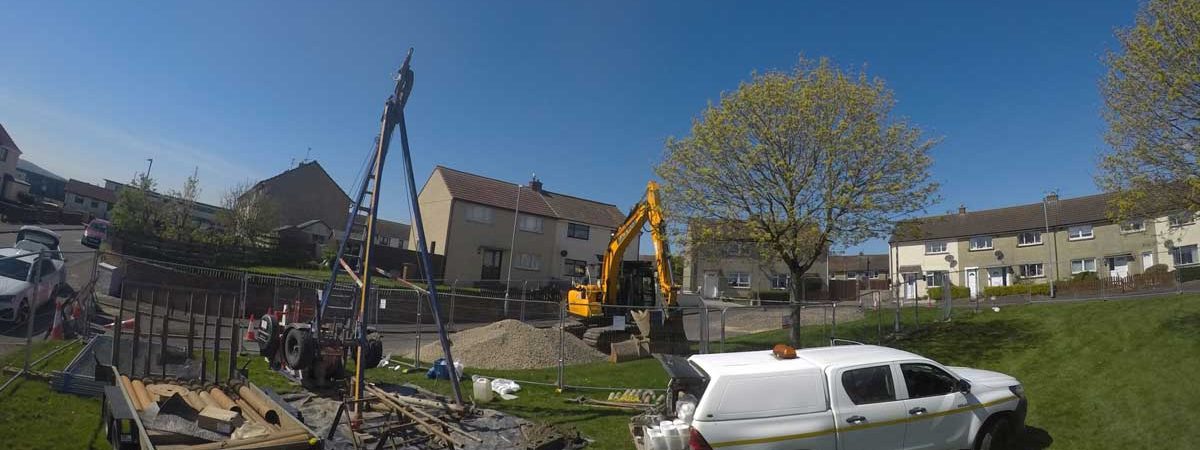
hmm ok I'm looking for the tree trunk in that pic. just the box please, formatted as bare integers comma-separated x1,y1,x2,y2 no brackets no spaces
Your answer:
788,270,804,347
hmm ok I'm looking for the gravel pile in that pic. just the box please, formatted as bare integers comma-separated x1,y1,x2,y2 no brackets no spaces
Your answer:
417,319,605,370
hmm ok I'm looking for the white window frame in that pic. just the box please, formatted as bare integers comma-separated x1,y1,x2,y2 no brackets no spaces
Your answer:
728,272,751,289
1172,245,1198,267
1067,225,1093,241
1019,263,1045,278
923,271,945,288
1070,258,1097,274
1120,220,1145,233
517,214,544,233
769,274,789,290
1017,231,1042,246
969,236,993,251
466,204,494,224
924,241,947,255
1169,212,1195,228
514,252,542,271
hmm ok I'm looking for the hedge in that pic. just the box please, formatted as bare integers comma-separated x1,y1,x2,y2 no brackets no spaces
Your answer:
1179,266,1200,283
983,283,1050,297
927,285,971,299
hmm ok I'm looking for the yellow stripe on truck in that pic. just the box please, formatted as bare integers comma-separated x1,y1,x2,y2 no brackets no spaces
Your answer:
709,396,1018,448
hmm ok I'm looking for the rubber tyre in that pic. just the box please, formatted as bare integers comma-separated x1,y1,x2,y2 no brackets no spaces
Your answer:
284,328,314,370
257,315,280,357
362,338,384,369
975,416,1014,450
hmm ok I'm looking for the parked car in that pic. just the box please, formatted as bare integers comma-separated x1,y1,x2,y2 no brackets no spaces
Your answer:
646,344,1026,450
12,226,68,291
81,219,110,249
0,248,63,323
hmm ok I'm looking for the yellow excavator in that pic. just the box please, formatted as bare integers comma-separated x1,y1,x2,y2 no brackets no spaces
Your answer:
567,181,689,355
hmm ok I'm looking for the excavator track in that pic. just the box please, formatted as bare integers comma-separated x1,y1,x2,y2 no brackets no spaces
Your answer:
581,326,632,354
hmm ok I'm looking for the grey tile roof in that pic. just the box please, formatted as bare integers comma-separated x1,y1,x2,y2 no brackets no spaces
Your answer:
892,192,1116,243
375,219,410,238
16,160,65,182
434,166,625,228
829,254,889,272
65,179,117,203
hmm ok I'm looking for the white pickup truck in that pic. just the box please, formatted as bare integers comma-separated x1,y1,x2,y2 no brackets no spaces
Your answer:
641,345,1026,450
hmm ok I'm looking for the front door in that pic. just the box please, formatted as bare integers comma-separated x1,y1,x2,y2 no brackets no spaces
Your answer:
1108,255,1131,279
966,270,978,299
1142,251,1154,272
988,268,1005,288
702,272,719,298
904,274,917,299
899,362,973,450
834,364,907,450
480,249,503,280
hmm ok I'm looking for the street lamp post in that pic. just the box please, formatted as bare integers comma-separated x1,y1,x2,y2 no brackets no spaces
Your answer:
145,158,154,179
503,184,523,314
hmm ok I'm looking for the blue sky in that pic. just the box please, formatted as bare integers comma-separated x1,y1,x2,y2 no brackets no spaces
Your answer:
0,1,1137,254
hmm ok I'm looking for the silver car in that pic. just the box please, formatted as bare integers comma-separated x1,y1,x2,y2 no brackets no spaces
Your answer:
0,248,62,323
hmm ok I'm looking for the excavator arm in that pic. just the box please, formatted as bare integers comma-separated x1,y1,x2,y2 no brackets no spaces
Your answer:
596,181,676,308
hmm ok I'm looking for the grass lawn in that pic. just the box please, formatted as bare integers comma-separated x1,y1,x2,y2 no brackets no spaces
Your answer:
3,294,1199,449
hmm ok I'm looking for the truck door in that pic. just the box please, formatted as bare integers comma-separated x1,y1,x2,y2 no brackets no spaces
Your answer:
899,362,972,450
834,364,907,450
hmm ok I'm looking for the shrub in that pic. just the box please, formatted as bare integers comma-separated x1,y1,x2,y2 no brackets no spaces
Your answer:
983,283,1050,298
927,285,971,299
1071,271,1100,281
1179,266,1200,283
1144,264,1169,275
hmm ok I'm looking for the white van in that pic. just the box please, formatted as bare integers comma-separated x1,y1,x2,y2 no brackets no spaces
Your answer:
640,345,1027,450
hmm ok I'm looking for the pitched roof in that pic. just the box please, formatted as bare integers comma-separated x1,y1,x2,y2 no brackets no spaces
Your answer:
375,219,410,238
0,123,21,154
65,179,118,203
16,160,65,182
433,166,625,228
892,192,1116,243
828,254,889,272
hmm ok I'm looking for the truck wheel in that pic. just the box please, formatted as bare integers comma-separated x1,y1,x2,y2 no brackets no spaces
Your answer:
284,328,314,370
975,415,1014,450
257,315,280,357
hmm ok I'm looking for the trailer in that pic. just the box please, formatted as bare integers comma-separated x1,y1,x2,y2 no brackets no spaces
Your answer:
97,364,322,449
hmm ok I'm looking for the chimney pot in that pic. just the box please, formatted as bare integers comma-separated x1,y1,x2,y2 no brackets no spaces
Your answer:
529,175,543,192
958,204,967,215
1044,192,1059,202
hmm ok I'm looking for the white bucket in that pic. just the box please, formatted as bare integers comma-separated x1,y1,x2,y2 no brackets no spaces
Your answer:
673,419,690,449
473,377,494,403
661,422,682,450
646,427,666,450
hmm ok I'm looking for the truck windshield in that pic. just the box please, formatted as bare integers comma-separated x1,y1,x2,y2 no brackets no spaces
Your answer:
0,258,32,281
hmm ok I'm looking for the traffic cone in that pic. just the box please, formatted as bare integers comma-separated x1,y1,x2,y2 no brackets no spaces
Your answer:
245,315,257,341
105,317,135,331
48,299,64,340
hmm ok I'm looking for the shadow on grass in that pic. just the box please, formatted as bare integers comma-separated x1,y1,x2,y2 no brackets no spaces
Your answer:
1016,425,1053,450
1160,312,1200,337
890,318,1045,367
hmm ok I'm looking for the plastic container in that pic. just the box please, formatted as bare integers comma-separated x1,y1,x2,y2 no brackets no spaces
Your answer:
673,419,690,449
676,401,696,422
661,422,681,450
473,377,494,403
646,427,666,450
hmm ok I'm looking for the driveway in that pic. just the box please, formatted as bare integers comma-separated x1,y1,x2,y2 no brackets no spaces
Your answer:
0,225,96,356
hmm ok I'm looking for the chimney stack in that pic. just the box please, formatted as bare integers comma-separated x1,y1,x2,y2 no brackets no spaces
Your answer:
958,204,967,215
529,175,543,192
1044,192,1059,203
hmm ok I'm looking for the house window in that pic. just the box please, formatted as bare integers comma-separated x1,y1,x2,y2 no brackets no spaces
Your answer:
90,201,99,208
1071,258,1097,274
969,236,993,251
1172,245,1198,266
1067,225,1093,240
74,196,84,204
924,271,946,288
1019,263,1045,278
1017,231,1042,246
378,236,392,246
769,274,789,290
924,241,947,254
517,214,544,233
846,271,857,279
724,241,752,257
466,204,494,224
515,252,542,270
564,259,587,277
567,223,590,240
1169,212,1195,227
728,272,751,289
0,147,7,161
1120,220,1145,233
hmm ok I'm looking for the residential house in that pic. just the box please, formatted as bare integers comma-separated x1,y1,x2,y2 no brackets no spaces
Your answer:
16,160,66,202
890,193,1162,299
681,226,830,299
273,219,334,259
64,179,118,220
1151,210,1200,271
374,219,409,249
104,179,224,229
0,123,30,203
828,254,889,280
412,166,637,284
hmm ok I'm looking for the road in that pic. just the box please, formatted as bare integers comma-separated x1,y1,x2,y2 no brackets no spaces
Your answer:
0,225,97,357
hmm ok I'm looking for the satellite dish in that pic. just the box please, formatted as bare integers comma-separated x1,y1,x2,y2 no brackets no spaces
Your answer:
944,254,955,263
560,250,568,257
994,250,1004,260
1164,239,1175,250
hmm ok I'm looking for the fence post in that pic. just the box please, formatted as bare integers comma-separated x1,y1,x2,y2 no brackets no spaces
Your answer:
699,306,709,354
160,290,171,378
200,293,209,384
875,292,882,344
520,281,528,322
831,301,837,340
414,290,423,369
229,292,239,382
448,280,458,332
894,292,901,333
187,291,196,355
719,308,727,353
213,294,223,382
114,281,127,370
22,252,44,375
239,272,248,320
556,300,566,393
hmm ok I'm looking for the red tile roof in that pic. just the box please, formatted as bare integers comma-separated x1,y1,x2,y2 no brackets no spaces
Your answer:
434,166,625,228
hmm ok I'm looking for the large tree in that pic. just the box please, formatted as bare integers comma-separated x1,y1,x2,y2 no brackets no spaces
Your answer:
1098,0,1200,218
217,181,279,246
163,168,202,241
110,173,160,237
656,58,939,344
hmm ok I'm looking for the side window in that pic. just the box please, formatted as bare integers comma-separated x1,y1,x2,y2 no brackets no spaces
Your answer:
841,365,896,405
901,363,958,398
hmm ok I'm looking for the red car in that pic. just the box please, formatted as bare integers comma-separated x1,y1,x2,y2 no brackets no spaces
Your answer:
81,219,109,249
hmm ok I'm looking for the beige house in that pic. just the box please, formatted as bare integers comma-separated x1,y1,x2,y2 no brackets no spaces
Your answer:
891,193,1166,299
0,124,30,203
411,166,637,284
682,237,830,300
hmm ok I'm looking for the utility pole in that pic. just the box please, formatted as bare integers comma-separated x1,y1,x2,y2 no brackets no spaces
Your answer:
504,183,523,312
1043,193,1056,297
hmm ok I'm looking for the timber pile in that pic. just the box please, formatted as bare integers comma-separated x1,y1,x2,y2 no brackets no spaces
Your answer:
118,375,317,449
